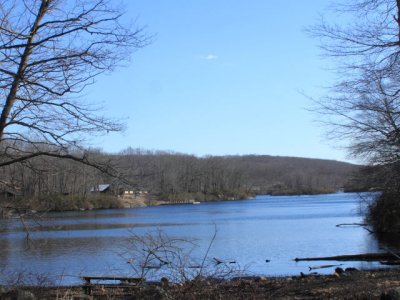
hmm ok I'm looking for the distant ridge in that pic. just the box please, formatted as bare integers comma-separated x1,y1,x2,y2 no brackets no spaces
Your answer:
115,149,361,200
208,154,360,195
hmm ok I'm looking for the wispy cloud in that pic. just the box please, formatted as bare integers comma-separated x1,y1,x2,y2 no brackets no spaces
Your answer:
205,54,218,60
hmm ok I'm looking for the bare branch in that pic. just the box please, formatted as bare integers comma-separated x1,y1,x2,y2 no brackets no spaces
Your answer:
0,0,148,182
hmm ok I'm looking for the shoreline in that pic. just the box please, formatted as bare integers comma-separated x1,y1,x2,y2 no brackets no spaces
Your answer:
1,191,370,216
2,268,400,299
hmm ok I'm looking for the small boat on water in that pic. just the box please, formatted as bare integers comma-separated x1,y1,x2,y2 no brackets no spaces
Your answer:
192,201,201,204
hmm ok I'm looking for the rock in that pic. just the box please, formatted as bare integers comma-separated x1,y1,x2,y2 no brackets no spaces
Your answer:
335,267,344,274
259,276,268,281
345,267,358,273
333,267,344,277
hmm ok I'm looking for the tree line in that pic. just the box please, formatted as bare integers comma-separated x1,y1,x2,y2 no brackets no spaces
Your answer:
0,146,361,211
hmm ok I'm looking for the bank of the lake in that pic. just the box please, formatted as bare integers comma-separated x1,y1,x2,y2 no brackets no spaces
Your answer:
3,268,400,299
1,191,258,215
1,188,370,216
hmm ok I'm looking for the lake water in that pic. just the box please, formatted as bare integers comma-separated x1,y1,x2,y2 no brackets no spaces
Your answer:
0,193,387,285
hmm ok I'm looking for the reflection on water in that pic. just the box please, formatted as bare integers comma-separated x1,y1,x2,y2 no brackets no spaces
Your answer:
0,192,389,284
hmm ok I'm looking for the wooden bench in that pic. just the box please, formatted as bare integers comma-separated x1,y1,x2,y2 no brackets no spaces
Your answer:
81,275,144,295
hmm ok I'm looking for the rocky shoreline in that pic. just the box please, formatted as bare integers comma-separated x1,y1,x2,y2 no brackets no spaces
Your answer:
2,268,400,299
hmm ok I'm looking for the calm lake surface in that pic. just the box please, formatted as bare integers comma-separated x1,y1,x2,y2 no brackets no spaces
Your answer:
0,193,386,284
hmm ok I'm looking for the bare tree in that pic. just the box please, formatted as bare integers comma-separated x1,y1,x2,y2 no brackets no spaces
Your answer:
120,228,243,283
309,0,400,165
0,0,147,172
310,0,400,232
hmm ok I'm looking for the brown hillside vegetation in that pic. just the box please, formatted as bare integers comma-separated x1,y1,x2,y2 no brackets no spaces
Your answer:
222,155,360,195
0,148,361,210
115,150,361,199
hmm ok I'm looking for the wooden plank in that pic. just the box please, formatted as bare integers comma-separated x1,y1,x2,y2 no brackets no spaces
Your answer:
81,276,144,295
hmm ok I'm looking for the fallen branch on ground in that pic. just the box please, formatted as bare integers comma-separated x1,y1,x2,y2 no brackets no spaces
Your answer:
294,253,399,262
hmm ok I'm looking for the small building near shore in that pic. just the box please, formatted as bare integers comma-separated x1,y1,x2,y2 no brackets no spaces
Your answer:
90,184,111,194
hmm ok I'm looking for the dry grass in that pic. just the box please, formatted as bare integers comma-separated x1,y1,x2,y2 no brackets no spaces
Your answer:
3,269,400,299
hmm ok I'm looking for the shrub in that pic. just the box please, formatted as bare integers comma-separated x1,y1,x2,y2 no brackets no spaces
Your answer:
26,194,124,212
367,192,400,233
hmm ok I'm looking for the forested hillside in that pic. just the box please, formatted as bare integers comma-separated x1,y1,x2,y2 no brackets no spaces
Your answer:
221,155,359,195
0,147,361,209
0,148,359,204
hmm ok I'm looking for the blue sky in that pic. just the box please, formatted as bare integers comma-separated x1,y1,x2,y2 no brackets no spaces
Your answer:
85,1,350,162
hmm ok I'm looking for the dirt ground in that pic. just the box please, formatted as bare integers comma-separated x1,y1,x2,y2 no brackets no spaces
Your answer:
3,268,400,299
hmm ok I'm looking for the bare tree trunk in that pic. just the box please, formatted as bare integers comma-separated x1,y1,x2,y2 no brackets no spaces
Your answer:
0,0,49,141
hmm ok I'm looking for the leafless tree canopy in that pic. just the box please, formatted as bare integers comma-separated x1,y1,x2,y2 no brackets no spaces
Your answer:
311,0,400,69
0,0,146,169
310,0,400,165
